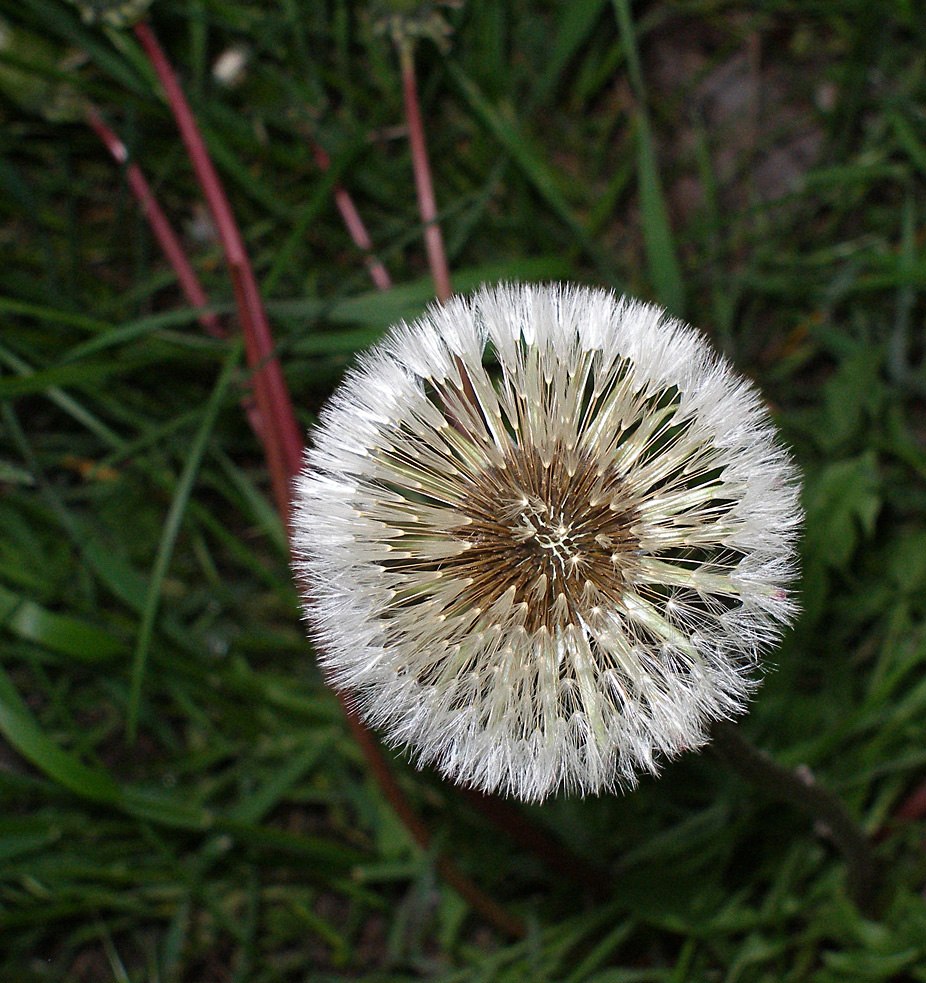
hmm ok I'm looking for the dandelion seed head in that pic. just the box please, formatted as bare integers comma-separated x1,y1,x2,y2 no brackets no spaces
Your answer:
293,283,802,802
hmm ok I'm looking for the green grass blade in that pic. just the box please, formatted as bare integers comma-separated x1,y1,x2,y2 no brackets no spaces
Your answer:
0,583,124,662
126,341,243,740
212,447,287,554
0,662,121,805
0,343,128,450
634,115,685,314
226,734,335,825
447,64,622,286
277,256,576,344
0,663,212,828
60,308,218,363
533,0,610,107
611,0,685,314
0,295,110,331
0,359,132,398
610,0,644,93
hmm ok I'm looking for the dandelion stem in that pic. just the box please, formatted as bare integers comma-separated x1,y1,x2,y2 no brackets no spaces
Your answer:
710,721,883,914
122,24,523,934
343,712,525,937
311,143,393,291
86,107,225,341
398,37,453,303
462,789,611,900
134,19,302,521
86,107,266,469
312,145,611,904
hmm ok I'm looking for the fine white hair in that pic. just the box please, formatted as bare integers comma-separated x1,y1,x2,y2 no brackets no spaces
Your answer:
292,283,802,802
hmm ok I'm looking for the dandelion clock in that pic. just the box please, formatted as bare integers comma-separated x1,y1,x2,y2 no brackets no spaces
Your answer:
292,284,802,802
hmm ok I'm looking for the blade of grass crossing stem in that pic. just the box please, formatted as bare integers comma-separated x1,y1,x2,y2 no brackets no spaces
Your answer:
127,341,243,741
447,64,620,287
611,0,685,315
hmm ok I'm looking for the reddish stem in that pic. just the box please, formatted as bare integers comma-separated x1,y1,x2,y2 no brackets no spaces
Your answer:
134,20,302,519
130,20,522,938
86,107,225,340
316,102,602,907
311,144,393,291
873,777,926,845
462,789,609,899
86,106,266,438
893,781,926,825
344,711,525,937
399,41,452,303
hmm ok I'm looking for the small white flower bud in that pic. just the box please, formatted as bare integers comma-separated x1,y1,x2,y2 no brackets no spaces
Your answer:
212,46,249,88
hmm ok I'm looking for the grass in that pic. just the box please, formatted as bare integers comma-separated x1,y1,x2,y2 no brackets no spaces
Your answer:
1,0,926,979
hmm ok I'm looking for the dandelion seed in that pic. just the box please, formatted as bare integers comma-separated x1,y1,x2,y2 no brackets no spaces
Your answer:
292,284,802,802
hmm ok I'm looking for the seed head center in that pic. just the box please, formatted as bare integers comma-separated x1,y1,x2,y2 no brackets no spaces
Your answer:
447,442,640,631
513,500,584,578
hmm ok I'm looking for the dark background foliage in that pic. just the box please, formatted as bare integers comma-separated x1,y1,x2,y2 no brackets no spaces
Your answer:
1,0,925,979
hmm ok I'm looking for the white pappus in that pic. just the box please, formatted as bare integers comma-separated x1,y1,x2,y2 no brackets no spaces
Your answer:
292,283,802,803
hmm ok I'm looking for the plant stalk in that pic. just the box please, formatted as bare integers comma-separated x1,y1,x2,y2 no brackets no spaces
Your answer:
117,24,523,936
86,107,225,341
398,38,452,303
711,721,883,915
316,124,611,905
343,712,525,937
85,107,266,450
134,20,302,521
311,143,393,291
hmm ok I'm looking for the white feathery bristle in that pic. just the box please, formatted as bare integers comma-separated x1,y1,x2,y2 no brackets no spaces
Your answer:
292,283,803,803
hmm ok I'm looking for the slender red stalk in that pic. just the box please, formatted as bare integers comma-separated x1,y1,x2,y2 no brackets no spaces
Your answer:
399,41,452,303
130,20,523,937
316,105,604,906
86,107,225,340
134,20,301,519
873,777,926,844
344,712,525,937
893,781,926,824
462,789,610,899
311,144,393,291
86,106,267,438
